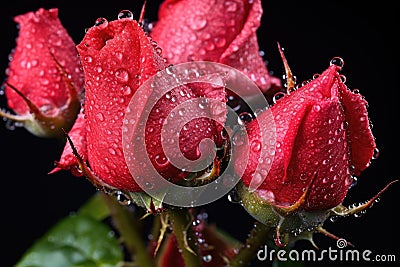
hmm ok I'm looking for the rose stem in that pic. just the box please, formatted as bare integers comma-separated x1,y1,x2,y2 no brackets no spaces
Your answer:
229,221,272,267
167,207,203,267
101,192,155,267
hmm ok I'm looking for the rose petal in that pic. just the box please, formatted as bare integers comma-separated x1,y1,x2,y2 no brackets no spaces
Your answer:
76,18,166,191
339,86,376,176
5,8,84,115
151,0,281,93
50,109,87,175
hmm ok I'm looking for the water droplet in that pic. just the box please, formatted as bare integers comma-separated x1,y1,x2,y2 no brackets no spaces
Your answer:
227,189,241,203
330,57,344,69
225,1,238,12
202,255,212,263
339,74,347,83
372,148,380,159
330,216,338,222
192,219,201,227
154,153,169,167
113,191,132,205
313,105,321,112
214,36,227,48
109,148,116,155
272,92,286,104
118,10,134,20
341,121,349,130
95,66,103,73
232,131,245,146
153,45,162,55
121,85,132,96
189,16,207,30
198,98,208,109
238,112,253,125
227,94,241,111
349,176,358,189
145,182,154,190
95,17,108,28
84,55,93,63
251,140,262,152
96,113,104,122
115,68,130,83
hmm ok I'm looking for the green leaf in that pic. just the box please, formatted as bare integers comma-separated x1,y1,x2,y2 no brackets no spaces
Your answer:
14,214,123,267
77,192,110,221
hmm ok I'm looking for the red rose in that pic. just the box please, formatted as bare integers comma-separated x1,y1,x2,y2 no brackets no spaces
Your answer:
150,0,281,95
0,8,83,138
234,58,376,211
52,14,226,192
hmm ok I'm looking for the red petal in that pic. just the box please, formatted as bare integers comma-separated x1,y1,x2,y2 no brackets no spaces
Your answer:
144,82,226,183
5,8,83,116
151,0,281,93
50,109,87,174
157,222,237,267
339,87,376,176
292,99,350,210
158,234,185,267
76,19,165,191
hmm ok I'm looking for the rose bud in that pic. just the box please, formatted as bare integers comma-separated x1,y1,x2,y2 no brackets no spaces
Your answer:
150,0,281,95
0,8,83,138
233,55,397,246
52,11,227,203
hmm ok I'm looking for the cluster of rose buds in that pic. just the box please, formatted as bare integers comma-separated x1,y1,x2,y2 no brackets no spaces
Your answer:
1,0,397,265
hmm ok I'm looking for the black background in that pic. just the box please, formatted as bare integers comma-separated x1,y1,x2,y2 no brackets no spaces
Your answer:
0,1,399,267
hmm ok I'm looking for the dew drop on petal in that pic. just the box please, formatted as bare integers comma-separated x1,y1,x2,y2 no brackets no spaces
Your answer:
251,140,262,152
95,17,108,28
96,112,104,122
227,95,241,111
238,112,253,125
118,10,134,20
84,55,93,63
109,148,116,155
115,68,130,83
154,153,169,167
214,36,227,48
121,85,132,96
272,92,286,104
189,15,207,30
330,57,344,69
372,148,380,159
